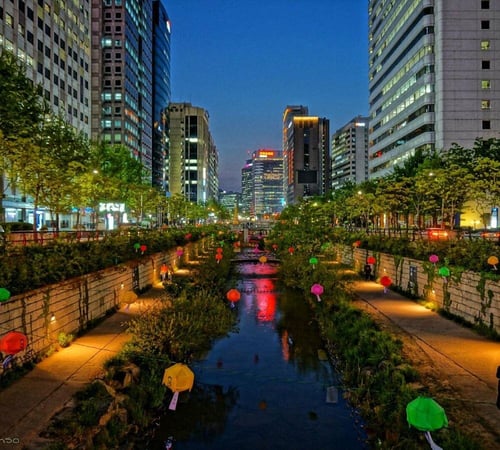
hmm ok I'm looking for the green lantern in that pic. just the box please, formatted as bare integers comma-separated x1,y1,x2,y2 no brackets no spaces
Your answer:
0,288,11,302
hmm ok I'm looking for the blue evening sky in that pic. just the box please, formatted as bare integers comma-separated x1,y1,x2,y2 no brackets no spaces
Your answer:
166,0,369,191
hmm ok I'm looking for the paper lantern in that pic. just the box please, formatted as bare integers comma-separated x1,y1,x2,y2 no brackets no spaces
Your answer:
438,267,450,277
226,288,241,302
380,275,392,293
353,240,361,248
310,283,324,302
487,255,498,270
133,242,140,251
259,255,268,264
216,247,223,254
140,244,147,254
0,288,11,302
272,243,278,251
288,246,295,255
367,256,376,265
429,254,439,264
309,257,318,268
0,331,28,355
162,363,195,411
184,233,192,241
176,246,184,257
215,253,223,263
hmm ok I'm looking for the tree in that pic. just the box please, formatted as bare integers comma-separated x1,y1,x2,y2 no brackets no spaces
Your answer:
470,157,500,227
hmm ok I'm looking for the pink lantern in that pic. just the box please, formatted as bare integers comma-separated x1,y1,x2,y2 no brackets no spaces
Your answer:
310,283,324,302
184,233,192,241
176,246,184,258
429,254,439,264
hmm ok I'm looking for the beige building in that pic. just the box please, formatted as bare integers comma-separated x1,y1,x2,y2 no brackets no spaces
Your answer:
166,102,218,203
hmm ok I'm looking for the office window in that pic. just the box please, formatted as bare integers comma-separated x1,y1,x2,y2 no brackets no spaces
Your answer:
27,30,33,44
482,60,490,69
482,120,491,129
481,1,489,9
481,80,491,89
481,20,490,29
481,40,490,50
481,100,491,109
5,13,13,26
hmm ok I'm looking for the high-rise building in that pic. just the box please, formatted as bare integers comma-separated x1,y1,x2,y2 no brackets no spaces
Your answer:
166,102,218,203
331,116,369,190
368,0,500,178
251,149,283,219
0,0,91,134
282,106,330,205
240,159,253,218
152,0,171,190
90,0,154,178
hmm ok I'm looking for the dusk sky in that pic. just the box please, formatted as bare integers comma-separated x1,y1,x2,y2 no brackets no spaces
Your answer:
166,0,369,192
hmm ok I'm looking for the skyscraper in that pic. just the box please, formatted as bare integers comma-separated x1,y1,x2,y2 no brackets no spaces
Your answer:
166,102,218,204
90,0,154,178
152,0,171,190
331,116,369,190
282,106,330,205
368,0,500,178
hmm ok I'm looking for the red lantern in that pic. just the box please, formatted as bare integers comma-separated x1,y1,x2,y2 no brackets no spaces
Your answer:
140,244,147,254
226,288,241,302
272,243,278,251
216,247,223,254
288,246,295,255
184,233,192,241
353,240,361,248
215,253,223,263
367,256,376,265
380,275,392,293
0,331,28,355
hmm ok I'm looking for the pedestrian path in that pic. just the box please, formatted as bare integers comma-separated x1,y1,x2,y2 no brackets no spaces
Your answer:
0,285,166,449
352,280,500,445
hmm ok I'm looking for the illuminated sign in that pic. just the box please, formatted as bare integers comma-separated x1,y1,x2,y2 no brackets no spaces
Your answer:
255,149,278,158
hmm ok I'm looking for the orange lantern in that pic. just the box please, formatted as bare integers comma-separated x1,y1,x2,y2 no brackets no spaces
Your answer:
226,288,241,302
487,255,498,270
259,255,268,264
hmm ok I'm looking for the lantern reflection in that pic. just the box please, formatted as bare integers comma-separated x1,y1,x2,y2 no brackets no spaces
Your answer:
254,279,276,322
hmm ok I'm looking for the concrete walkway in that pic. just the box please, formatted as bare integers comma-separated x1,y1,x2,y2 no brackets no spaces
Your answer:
0,280,498,448
0,285,166,449
352,280,500,446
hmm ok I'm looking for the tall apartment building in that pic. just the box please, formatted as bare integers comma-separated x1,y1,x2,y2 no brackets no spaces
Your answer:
152,0,171,190
282,105,330,205
240,159,253,218
0,0,91,223
331,116,369,190
166,102,218,204
90,0,154,177
368,0,500,178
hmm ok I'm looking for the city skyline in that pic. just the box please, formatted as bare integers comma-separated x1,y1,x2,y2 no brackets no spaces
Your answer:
166,0,369,191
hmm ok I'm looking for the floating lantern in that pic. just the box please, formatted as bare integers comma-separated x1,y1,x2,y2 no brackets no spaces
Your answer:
487,255,498,270
288,246,295,255
353,240,361,248
367,256,376,265
310,283,324,302
429,254,439,264
133,242,140,252
162,363,195,411
309,257,319,269
215,253,223,263
121,290,138,309
0,288,11,302
380,275,392,293
226,288,241,303
140,244,147,254
259,255,268,264
0,331,28,355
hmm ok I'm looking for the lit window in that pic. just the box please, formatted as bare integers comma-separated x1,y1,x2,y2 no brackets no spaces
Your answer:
481,80,491,89
481,100,491,109
481,40,490,50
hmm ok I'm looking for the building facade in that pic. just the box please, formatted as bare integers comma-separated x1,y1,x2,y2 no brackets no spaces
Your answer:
166,102,218,204
251,149,283,219
0,0,91,224
368,0,500,179
90,0,154,177
331,116,369,190
240,159,253,218
152,0,171,190
282,105,330,205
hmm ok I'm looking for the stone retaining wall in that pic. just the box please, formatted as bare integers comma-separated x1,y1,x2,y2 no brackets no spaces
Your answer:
0,241,205,359
334,244,500,334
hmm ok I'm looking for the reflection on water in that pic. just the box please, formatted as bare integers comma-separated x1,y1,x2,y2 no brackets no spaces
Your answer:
153,257,367,450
